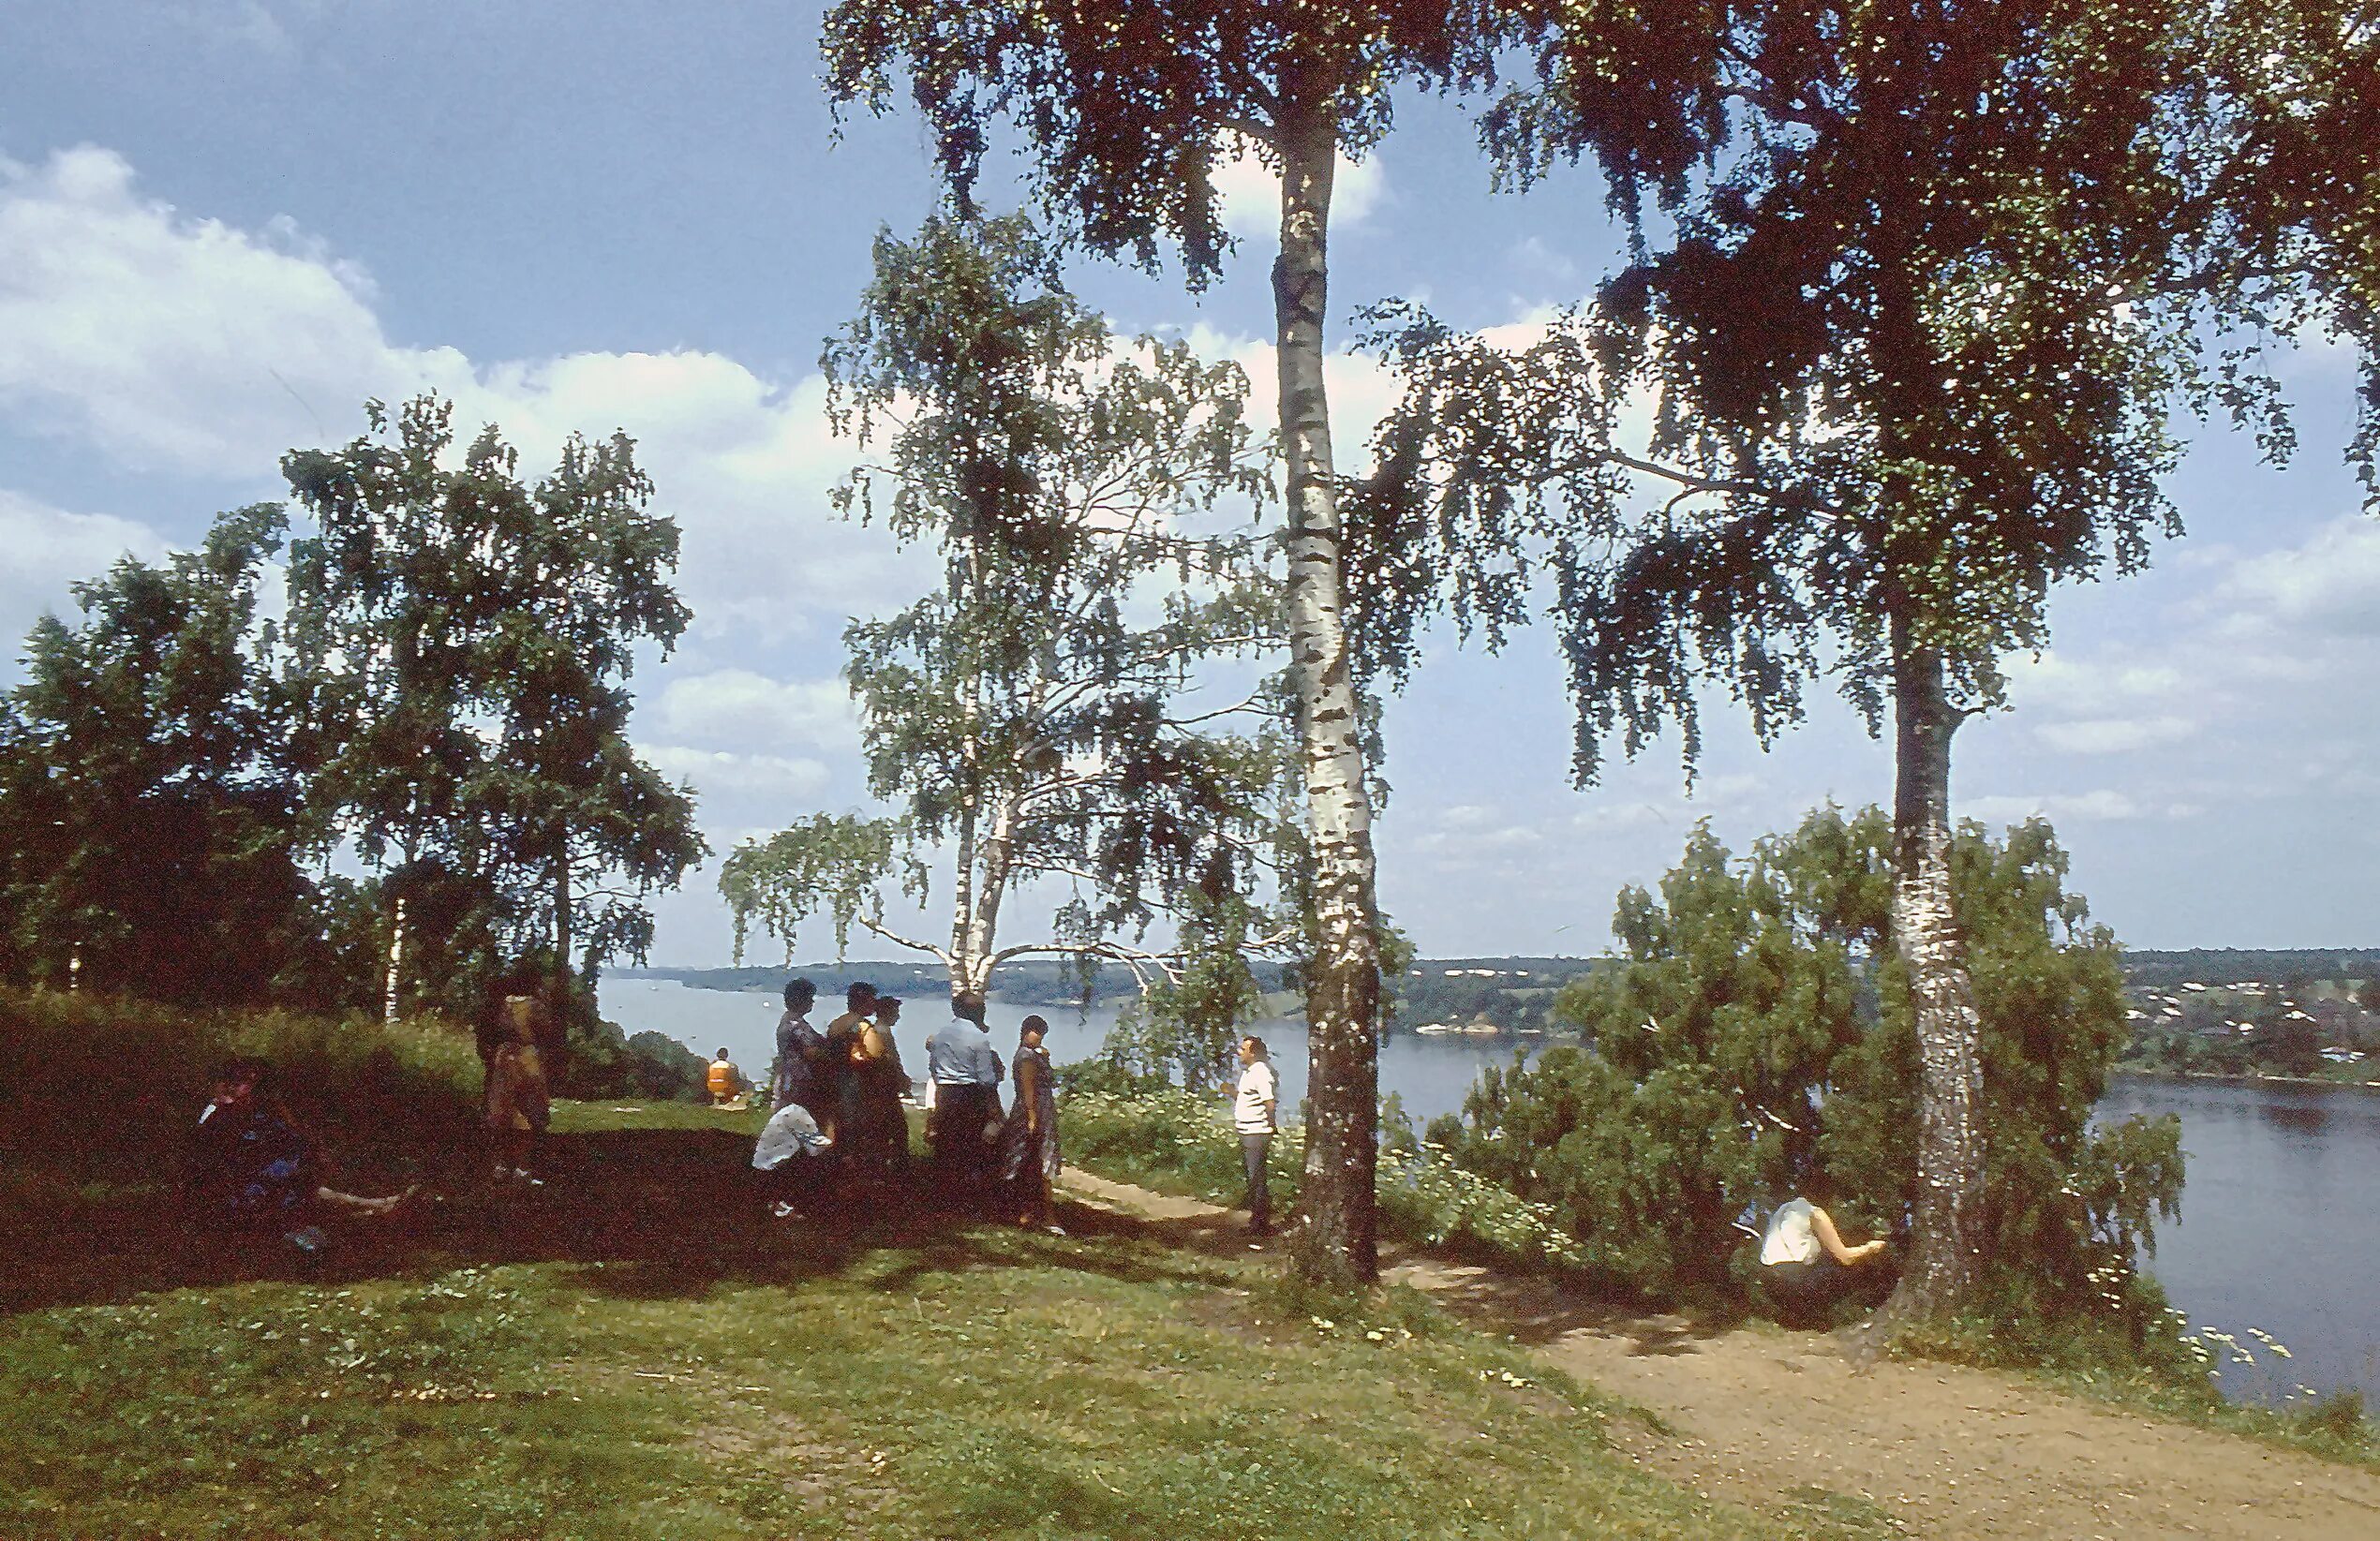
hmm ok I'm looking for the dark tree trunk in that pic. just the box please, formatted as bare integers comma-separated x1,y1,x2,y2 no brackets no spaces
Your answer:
1878,613,1985,1324
1273,76,1382,1283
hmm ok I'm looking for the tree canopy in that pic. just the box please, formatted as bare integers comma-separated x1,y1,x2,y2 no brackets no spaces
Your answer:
721,215,1292,1012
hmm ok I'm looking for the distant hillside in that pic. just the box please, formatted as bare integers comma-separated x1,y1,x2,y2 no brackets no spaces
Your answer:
2119,948,2380,988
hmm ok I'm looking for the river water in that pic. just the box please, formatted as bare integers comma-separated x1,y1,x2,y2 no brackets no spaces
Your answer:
603,976,2379,1408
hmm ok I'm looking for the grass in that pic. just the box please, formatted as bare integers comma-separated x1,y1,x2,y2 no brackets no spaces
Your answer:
2,1098,1863,1541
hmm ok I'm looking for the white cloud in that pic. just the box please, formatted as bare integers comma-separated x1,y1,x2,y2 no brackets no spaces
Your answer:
2216,516,2380,640
0,488,171,656
2033,716,2197,756
654,669,859,756
1965,789,2194,823
637,744,831,801
0,145,921,652
1212,137,1386,241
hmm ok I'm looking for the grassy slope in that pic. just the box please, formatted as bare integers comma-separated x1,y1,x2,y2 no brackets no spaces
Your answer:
1,1101,1873,1541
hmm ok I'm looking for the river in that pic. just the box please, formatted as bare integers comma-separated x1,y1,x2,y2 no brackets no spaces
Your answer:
602,975,2379,1408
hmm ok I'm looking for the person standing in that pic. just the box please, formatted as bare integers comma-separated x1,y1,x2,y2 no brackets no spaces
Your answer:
1227,1036,1277,1237
925,999,1004,1193
823,983,877,1154
850,995,911,1175
998,1015,1063,1233
481,978,554,1186
772,977,826,1117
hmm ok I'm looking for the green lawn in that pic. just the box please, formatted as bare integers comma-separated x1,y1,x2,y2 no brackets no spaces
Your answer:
0,1101,1867,1540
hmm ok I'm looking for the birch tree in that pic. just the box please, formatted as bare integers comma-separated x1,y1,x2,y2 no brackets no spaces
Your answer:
720,215,1290,1016
1357,1,2375,1322
820,0,1537,1280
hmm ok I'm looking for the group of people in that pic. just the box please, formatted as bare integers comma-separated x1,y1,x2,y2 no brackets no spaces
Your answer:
751,979,1066,1232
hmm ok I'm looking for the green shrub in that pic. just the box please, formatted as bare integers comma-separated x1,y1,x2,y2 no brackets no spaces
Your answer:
1438,810,2185,1327
0,986,483,1199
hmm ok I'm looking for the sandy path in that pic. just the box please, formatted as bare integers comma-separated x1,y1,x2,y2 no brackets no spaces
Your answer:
1061,1169,2380,1540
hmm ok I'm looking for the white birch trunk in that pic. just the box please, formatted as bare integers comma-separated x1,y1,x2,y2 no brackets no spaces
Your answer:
383,895,407,1025
1880,615,1985,1322
1274,76,1383,1282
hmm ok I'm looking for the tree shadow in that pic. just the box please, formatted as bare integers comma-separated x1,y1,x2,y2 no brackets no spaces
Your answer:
0,1126,1232,1319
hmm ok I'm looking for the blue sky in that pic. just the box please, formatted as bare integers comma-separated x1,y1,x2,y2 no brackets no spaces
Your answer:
4,2,2374,966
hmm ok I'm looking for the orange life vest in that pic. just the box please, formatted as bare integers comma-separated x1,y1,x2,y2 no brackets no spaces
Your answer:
707,1059,736,1097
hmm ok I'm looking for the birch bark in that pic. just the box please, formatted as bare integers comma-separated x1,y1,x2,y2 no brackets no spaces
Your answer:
1881,612,1985,1317
1274,74,1383,1282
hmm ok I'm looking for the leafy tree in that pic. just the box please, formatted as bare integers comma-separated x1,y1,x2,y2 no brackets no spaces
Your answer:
822,0,1567,1280
1356,1,2375,1323
720,215,1289,1016
0,506,316,1004
1444,810,2183,1333
282,395,703,1012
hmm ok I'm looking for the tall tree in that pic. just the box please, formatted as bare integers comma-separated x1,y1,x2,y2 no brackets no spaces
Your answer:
0,506,314,1003
721,215,1289,1015
282,395,704,1010
822,0,1529,1279
1355,1,2373,1322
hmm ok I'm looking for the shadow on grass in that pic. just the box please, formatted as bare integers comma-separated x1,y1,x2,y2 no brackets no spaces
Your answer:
0,1125,1232,1320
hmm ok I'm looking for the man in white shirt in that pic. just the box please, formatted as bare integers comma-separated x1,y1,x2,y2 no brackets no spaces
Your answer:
1227,1035,1278,1237
925,1000,1004,1191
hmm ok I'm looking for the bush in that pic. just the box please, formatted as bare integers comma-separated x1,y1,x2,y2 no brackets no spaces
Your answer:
0,986,483,1201
1437,809,2185,1327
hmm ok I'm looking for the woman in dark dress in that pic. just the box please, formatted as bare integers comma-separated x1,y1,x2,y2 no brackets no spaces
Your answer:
997,1015,1062,1232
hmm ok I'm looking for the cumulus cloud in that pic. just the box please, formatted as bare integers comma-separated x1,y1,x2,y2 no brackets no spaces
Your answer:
1212,137,1387,241
0,489,171,656
1964,789,2198,823
2216,516,2380,640
654,668,859,756
2032,715,2198,756
636,744,831,801
0,145,922,653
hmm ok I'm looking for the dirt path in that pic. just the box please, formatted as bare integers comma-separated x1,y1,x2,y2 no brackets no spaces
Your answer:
1059,1169,2380,1540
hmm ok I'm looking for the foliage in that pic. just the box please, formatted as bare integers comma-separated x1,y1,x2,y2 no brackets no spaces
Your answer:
282,393,704,1009
0,986,483,1207
818,0,1544,1282
1098,864,1272,1090
0,506,325,1005
721,215,1287,1010
1435,811,2183,1322
1354,0,2377,1316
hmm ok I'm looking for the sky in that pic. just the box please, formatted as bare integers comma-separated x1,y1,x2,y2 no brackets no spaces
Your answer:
3,1,2374,967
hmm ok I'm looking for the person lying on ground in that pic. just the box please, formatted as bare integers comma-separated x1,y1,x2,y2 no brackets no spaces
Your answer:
189,1058,413,1250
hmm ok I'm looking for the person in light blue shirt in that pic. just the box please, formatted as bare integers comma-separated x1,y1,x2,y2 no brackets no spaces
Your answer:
925,1000,1004,1193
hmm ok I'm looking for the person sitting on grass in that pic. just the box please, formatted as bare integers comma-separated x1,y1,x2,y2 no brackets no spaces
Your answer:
1758,1180,1888,1326
189,1058,413,1253
706,1047,743,1107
